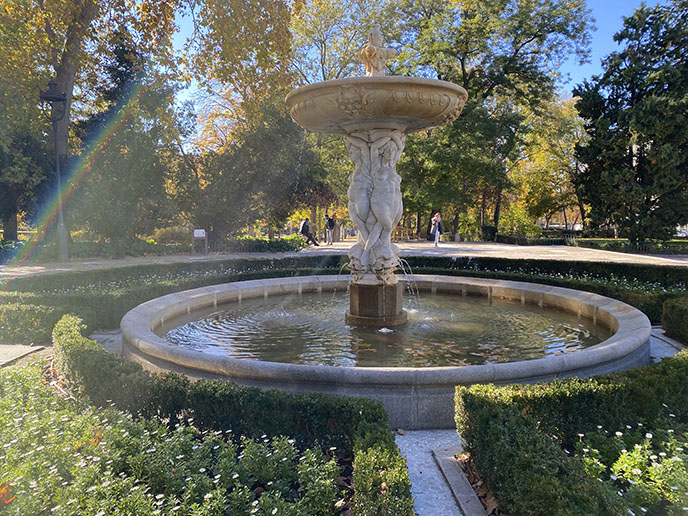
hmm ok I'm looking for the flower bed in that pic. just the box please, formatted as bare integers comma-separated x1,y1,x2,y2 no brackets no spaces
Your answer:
0,366,342,515
455,350,688,515
50,315,415,516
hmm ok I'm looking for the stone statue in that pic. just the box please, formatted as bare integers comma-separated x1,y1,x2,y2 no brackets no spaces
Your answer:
356,24,397,77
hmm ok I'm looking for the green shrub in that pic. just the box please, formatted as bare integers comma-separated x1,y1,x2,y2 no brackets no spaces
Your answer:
495,234,566,246
148,226,192,244
222,234,307,253
574,238,688,255
456,391,623,515
3,254,687,345
0,366,342,516
51,315,414,513
0,255,347,342
480,225,497,241
662,295,688,344
456,351,688,515
352,446,415,516
0,302,60,344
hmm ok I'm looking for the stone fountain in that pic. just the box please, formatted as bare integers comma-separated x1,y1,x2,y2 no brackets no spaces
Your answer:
285,25,468,327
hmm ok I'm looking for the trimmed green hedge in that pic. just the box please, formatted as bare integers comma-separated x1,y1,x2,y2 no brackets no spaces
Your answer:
0,302,61,344
220,234,308,253
406,266,678,323
662,295,688,344
456,350,688,515
495,234,567,246
574,238,688,255
52,315,415,514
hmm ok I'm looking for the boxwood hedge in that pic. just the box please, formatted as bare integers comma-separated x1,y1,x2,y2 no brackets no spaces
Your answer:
456,350,688,515
662,295,688,344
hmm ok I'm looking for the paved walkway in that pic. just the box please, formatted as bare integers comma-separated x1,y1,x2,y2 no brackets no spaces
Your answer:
1,240,687,282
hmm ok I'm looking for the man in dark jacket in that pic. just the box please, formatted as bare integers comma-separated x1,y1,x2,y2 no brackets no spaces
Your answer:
300,218,319,246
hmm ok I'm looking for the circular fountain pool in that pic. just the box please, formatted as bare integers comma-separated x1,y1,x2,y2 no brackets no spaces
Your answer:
120,275,651,429
162,291,612,367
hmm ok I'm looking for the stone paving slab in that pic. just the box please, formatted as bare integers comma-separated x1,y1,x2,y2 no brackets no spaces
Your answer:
432,446,488,516
395,429,465,516
0,345,44,367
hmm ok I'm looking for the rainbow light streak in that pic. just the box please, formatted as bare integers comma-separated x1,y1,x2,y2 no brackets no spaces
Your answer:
8,84,144,275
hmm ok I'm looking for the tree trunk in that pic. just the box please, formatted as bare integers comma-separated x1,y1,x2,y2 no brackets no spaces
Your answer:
2,212,18,241
310,206,317,229
1,186,18,241
480,191,486,226
562,208,568,230
268,227,274,240
416,211,421,236
52,1,99,160
492,190,502,230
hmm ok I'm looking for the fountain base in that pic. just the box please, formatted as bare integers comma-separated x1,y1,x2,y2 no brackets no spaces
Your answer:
346,283,408,327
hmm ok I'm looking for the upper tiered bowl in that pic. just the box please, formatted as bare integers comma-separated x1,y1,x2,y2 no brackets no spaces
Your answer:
285,76,468,134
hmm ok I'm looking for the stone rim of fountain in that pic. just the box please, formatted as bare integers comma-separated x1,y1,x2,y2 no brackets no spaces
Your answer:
120,275,651,429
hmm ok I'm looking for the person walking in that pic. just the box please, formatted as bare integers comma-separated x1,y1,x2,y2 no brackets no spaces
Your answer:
325,213,336,245
431,212,443,247
300,218,319,246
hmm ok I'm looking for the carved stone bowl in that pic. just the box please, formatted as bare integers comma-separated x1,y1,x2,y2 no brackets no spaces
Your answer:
285,76,468,134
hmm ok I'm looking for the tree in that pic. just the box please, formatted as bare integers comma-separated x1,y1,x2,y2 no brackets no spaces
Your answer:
290,0,396,84
393,0,593,233
574,0,688,243
0,0,181,244
173,102,323,244
512,96,587,230
69,30,176,241
0,132,49,240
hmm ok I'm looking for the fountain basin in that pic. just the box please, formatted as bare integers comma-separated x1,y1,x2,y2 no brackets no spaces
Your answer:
285,76,468,134
120,275,651,429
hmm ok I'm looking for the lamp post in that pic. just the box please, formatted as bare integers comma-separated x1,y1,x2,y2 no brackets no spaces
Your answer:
40,79,69,262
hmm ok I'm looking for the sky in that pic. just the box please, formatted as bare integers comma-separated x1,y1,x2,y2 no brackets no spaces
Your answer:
558,0,665,92
173,0,667,102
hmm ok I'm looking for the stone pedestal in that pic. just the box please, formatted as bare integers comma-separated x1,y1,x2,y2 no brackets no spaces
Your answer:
346,283,407,327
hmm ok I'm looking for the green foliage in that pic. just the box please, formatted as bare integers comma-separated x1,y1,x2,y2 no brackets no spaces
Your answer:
575,238,688,256
351,446,415,516
223,234,307,252
574,1,688,243
456,350,688,514
0,302,60,345
455,391,623,515
174,101,327,244
50,314,414,512
495,234,565,246
497,203,544,238
394,0,593,230
0,366,343,516
662,296,688,344
479,225,497,241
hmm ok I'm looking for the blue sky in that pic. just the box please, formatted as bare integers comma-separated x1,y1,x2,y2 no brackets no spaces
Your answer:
558,0,665,91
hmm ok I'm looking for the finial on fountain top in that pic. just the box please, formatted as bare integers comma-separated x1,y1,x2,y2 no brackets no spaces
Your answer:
356,24,396,77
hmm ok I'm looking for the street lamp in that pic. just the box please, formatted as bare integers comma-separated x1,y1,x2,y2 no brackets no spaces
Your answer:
40,79,69,262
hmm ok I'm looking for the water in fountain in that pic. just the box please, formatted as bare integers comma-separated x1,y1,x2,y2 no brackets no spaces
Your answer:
162,291,612,368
